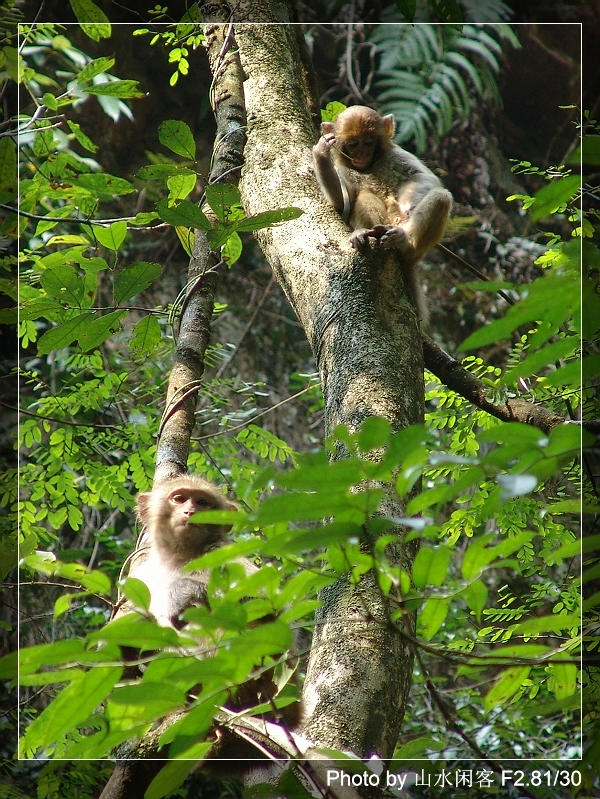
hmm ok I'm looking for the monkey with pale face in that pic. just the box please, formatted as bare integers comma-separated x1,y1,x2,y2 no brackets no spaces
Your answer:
312,105,452,325
134,475,254,628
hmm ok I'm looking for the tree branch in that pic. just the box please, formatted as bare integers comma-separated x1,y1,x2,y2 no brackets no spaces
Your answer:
154,22,247,483
100,21,249,799
422,335,566,434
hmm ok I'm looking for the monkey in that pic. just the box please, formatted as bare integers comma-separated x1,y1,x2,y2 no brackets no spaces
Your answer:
133,475,255,628
98,477,304,799
130,474,303,724
312,105,453,325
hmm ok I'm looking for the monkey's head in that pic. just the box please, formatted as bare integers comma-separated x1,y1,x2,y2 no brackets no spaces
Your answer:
137,476,236,561
324,105,395,171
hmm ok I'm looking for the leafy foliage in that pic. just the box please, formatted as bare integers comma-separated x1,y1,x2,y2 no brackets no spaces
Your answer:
132,16,205,86
370,23,520,152
6,17,596,799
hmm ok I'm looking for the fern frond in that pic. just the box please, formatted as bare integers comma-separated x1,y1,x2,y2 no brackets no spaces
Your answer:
369,23,519,153
0,0,24,43
462,0,513,23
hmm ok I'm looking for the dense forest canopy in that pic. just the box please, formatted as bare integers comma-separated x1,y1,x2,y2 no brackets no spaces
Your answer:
3,2,599,798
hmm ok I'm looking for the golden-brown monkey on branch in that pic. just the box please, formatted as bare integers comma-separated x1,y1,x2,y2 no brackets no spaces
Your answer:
133,475,253,628
130,474,302,725
312,105,452,325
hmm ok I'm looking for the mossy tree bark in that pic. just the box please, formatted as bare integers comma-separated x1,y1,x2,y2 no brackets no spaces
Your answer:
234,19,422,758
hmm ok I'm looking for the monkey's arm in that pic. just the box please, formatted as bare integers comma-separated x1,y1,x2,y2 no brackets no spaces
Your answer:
375,186,452,261
312,134,346,213
168,575,209,628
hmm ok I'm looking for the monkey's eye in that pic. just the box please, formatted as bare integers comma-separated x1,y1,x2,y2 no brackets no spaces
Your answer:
194,495,212,508
170,492,188,504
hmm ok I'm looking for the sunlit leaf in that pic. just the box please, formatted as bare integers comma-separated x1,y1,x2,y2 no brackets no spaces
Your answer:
484,666,530,710
158,119,196,159
114,261,161,304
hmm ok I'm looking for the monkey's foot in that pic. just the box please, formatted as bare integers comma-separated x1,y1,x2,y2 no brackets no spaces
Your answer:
349,228,372,248
376,225,411,252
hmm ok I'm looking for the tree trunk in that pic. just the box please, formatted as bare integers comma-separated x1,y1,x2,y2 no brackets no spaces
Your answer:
234,20,422,758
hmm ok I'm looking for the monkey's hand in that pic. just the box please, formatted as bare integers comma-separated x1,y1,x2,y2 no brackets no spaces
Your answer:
349,228,373,248
313,131,336,157
168,576,208,628
372,224,412,254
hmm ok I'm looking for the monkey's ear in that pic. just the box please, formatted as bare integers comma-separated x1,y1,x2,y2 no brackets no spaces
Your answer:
382,114,395,138
321,121,335,135
136,491,152,521
223,501,237,531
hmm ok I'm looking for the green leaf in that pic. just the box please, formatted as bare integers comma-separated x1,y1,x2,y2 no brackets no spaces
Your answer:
136,163,184,181
510,613,579,636
412,546,451,589
530,175,581,222
581,134,600,166
276,458,366,491
19,665,121,757
545,422,587,457
146,755,201,799
205,183,240,220
393,0,417,21
68,0,111,39
232,206,304,232
17,639,117,677
419,597,448,640
484,666,530,710
521,694,580,718
75,173,135,197
254,491,359,525
87,614,179,650
0,650,17,679
84,80,144,98
114,261,161,304
228,619,292,661
46,234,91,247
158,119,196,159
77,310,128,352
263,522,361,557
60,564,111,594
75,56,115,85
394,736,443,757
358,416,391,451
459,275,578,351
111,681,186,714
501,336,579,385
93,220,127,251
54,591,88,619
0,137,17,193
477,643,549,663
462,579,487,620
166,172,197,201
407,465,485,514
34,205,76,236
549,662,577,700
66,120,97,153
131,211,159,226
461,534,495,580
40,264,86,305
479,422,546,446
37,312,93,354
20,554,111,595
130,315,162,355
222,230,242,265
174,225,194,256
156,199,211,230
43,92,58,111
